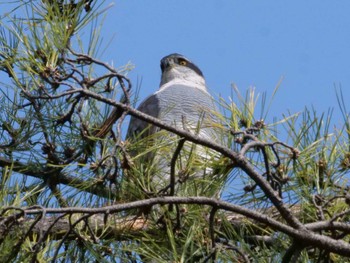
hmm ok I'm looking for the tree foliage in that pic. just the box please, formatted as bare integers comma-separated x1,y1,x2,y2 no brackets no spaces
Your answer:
1,1,350,262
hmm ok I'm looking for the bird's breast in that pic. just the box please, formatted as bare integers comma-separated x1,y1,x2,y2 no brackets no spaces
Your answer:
155,85,214,125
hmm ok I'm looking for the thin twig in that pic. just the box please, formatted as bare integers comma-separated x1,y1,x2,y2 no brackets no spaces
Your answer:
170,138,186,197
209,207,218,260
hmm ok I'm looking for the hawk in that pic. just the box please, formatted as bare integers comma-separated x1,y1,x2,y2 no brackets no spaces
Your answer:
126,54,225,198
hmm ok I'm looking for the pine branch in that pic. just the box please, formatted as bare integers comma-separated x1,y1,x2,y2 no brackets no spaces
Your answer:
0,157,117,199
1,197,350,257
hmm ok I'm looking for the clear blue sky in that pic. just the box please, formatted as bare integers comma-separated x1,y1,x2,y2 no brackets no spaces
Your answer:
2,1,350,125
97,0,350,125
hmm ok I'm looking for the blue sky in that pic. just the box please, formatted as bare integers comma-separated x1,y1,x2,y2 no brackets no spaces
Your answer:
2,1,350,125
97,0,350,125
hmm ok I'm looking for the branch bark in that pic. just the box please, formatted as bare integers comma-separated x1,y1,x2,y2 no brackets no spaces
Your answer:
2,197,350,257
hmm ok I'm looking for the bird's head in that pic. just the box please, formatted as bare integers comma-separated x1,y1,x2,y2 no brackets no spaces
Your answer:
159,53,207,92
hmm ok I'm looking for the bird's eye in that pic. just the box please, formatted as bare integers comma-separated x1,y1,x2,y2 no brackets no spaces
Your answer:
178,59,187,66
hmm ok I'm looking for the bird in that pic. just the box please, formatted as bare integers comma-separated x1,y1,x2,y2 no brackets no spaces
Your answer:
125,54,226,199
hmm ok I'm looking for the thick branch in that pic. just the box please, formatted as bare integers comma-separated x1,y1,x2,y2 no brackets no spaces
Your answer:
4,196,350,257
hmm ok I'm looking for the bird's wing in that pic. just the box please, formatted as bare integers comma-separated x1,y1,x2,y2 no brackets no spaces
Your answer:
126,94,160,139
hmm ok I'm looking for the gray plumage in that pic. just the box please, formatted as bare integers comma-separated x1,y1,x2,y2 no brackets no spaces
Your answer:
126,54,225,197
127,84,216,139
127,53,216,139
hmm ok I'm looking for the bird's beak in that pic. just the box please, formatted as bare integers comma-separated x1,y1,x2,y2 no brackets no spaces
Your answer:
160,58,175,72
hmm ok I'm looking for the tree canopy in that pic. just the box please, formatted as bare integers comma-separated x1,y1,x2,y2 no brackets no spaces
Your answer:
1,1,350,262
